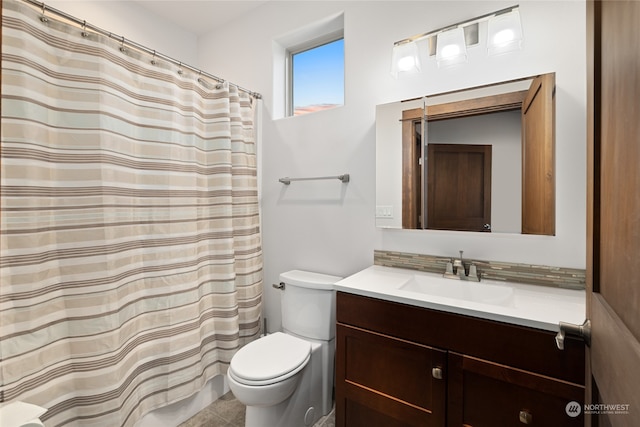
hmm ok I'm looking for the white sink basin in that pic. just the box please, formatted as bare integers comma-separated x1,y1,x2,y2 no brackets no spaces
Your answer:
333,265,586,331
399,275,515,307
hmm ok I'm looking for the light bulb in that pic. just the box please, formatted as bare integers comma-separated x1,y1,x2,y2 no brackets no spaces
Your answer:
397,55,417,72
487,9,523,55
492,29,515,46
440,44,461,59
390,41,421,77
436,27,467,67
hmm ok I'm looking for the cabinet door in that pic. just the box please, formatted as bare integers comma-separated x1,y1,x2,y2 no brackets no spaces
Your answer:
447,352,584,427
336,324,447,427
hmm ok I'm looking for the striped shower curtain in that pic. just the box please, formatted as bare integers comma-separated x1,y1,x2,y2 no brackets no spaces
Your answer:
1,1,262,426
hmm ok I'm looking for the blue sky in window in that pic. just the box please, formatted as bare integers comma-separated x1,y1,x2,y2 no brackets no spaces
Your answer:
293,38,344,115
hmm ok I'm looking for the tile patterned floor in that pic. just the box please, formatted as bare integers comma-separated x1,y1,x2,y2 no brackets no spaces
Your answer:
178,391,335,427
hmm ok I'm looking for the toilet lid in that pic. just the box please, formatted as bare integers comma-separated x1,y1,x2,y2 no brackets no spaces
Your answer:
230,332,311,384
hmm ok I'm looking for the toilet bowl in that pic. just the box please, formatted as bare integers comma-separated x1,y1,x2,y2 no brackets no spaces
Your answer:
227,270,341,427
0,401,46,427
227,332,310,407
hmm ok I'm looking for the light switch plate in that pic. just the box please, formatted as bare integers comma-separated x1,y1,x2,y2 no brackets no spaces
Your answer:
376,206,393,218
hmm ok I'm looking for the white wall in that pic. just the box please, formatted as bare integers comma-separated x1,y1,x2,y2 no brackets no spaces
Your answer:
47,0,198,65
198,0,587,333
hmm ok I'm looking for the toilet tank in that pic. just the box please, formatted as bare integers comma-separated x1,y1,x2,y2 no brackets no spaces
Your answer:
279,270,342,341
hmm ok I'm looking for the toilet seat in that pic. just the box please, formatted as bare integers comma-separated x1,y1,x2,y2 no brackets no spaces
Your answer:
229,332,311,386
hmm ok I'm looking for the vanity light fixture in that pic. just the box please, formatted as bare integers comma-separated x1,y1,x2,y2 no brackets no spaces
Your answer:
487,8,523,55
390,40,421,78
390,5,521,77
435,26,467,67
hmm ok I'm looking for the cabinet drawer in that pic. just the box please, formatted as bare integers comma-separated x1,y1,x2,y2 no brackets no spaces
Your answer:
448,352,584,427
337,292,585,385
336,324,446,426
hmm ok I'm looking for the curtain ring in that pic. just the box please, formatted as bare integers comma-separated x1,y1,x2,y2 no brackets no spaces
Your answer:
119,36,127,53
151,50,157,65
40,4,49,23
177,62,184,76
197,72,215,90
81,20,89,38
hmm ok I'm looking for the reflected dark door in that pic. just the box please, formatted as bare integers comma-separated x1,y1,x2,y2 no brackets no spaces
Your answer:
426,144,492,232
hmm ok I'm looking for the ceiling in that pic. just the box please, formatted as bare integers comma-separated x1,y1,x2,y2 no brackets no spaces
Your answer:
131,1,270,36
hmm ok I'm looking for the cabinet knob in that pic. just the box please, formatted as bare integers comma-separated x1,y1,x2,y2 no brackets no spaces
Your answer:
431,366,443,380
519,410,533,424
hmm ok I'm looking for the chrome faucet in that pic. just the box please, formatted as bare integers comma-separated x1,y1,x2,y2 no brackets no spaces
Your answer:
453,250,465,277
444,250,481,282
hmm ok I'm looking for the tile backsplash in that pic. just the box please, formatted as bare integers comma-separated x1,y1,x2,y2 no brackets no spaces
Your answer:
374,250,585,290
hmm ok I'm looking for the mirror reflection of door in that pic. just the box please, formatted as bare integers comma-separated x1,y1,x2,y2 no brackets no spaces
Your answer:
400,73,555,234
522,73,556,235
426,144,492,232
401,108,422,228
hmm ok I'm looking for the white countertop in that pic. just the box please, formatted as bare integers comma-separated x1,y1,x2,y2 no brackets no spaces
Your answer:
334,265,586,332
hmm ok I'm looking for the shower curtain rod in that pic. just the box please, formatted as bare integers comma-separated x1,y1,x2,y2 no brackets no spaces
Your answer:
21,0,262,99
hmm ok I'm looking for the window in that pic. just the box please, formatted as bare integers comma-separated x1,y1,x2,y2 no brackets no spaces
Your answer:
272,12,344,119
290,37,344,116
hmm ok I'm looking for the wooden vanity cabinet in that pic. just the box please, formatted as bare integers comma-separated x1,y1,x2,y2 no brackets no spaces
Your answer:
335,292,585,427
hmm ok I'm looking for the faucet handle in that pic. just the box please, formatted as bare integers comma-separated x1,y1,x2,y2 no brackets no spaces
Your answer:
445,260,454,274
458,263,466,278
469,263,477,277
468,263,481,281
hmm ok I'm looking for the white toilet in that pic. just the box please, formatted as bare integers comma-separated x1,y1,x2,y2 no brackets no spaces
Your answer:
227,270,342,427
0,401,46,427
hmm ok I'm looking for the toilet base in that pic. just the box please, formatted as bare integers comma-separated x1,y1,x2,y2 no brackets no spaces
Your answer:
245,398,313,427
